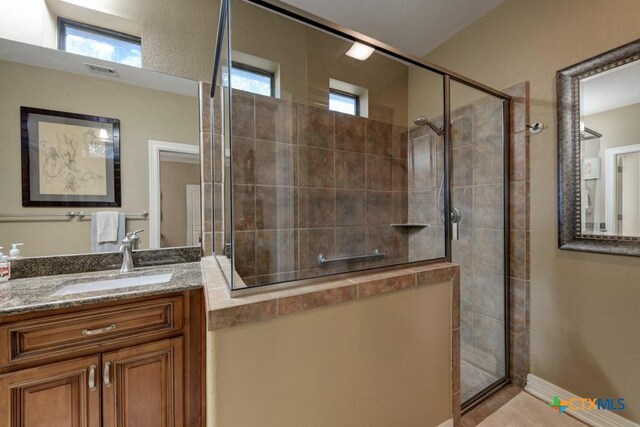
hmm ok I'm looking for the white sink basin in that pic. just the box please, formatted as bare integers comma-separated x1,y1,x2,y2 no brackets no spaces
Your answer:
50,272,173,296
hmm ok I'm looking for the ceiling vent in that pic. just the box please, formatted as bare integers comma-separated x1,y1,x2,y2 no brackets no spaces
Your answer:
84,63,119,77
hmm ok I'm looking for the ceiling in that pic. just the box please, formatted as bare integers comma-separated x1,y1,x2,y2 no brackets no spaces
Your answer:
279,0,505,56
581,60,640,116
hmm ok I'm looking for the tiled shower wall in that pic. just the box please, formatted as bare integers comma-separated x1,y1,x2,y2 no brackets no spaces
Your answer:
406,84,531,398
201,81,530,386
504,82,530,388
225,89,418,286
452,96,507,398
407,125,445,262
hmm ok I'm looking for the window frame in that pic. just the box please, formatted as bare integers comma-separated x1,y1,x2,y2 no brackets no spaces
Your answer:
57,17,141,57
329,88,360,116
231,61,276,97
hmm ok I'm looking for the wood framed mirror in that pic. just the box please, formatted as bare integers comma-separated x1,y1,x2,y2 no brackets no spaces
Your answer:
558,38,640,256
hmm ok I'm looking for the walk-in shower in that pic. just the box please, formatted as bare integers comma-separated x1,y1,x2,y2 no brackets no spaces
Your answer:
209,0,510,408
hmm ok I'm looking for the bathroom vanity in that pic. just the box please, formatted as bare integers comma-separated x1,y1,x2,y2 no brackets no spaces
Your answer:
0,263,204,426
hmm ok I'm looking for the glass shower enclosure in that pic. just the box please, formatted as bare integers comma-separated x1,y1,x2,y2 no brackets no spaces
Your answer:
210,0,510,408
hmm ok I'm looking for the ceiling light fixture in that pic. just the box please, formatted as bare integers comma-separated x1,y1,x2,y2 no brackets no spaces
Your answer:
346,42,375,61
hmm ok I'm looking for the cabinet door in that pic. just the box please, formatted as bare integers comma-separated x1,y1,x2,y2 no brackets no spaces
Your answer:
0,355,101,427
102,337,184,427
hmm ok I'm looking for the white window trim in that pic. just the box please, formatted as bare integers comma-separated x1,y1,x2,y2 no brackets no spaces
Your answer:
329,78,369,117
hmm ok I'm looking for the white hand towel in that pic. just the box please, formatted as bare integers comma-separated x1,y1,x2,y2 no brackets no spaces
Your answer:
96,211,119,243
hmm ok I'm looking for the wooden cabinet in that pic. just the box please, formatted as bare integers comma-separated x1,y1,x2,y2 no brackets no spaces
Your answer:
102,338,183,427
0,355,101,427
0,290,203,427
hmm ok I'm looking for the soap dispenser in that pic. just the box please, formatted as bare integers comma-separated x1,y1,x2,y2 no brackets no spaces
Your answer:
9,243,23,259
0,247,9,282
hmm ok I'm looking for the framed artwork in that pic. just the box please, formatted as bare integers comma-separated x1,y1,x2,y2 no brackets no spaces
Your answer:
583,157,600,180
21,107,121,207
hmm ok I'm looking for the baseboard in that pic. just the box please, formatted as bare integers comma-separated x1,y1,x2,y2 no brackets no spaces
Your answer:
436,419,453,427
525,374,638,427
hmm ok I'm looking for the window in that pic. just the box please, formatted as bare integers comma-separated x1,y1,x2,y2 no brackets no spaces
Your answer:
58,18,141,67
328,79,368,117
229,62,275,97
329,89,360,116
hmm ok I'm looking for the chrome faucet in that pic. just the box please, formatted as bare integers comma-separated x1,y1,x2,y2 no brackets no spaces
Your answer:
120,229,143,273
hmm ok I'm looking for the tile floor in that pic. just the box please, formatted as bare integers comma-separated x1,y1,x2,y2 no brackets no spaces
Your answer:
462,385,587,427
461,359,502,402
476,392,586,426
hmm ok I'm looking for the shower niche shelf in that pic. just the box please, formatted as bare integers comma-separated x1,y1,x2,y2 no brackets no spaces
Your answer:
390,223,430,228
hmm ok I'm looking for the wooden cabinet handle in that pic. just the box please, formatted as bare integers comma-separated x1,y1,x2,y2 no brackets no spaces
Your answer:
88,365,97,391
104,361,112,388
82,323,117,335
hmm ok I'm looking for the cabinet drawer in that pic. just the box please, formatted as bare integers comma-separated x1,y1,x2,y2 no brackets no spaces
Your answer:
0,296,183,367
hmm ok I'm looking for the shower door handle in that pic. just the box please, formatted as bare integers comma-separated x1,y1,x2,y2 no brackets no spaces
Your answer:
450,207,461,240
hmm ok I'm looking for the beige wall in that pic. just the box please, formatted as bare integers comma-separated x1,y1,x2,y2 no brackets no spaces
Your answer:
425,0,640,421
0,60,198,257
207,282,452,427
160,160,200,248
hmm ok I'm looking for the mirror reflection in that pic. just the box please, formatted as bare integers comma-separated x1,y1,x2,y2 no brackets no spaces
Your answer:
580,60,640,237
0,38,200,257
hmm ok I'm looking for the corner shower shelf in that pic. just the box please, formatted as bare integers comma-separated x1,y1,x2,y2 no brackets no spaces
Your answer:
390,223,430,228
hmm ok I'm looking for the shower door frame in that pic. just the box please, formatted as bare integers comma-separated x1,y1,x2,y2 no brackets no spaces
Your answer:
212,0,512,411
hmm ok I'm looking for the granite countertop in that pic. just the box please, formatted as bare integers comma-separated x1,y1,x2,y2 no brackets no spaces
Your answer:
0,262,203,317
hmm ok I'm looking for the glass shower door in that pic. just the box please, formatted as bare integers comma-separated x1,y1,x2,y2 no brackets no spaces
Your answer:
449,81,508,406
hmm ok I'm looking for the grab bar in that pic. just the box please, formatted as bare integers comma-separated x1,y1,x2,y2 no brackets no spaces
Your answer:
317,249,385,266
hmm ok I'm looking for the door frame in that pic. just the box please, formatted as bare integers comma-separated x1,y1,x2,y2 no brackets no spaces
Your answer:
185,184,201,246
148,140,199,249
605,143,640,235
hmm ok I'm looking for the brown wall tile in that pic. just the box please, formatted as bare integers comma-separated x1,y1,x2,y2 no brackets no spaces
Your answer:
256,229,297,276
298,188,335,228
232,137,255,184
255,95,295,143
392,158,408,191
255,186,296,230
336,151,366,190
299,146,334,188
357,272,416,298
299,228,335,270
366,120,393,157
255,141,296,186
298,104,335,148
336,190,365,227
232,91,255,139
473,184,504,229
278,284,357,316
452,146,473,187
366,155,393,191
233,185,255,231
234,231,256,277
335,112,365,153
335,226,366,257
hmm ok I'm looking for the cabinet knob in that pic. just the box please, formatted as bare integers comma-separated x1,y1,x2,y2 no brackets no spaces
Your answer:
104,361,112,388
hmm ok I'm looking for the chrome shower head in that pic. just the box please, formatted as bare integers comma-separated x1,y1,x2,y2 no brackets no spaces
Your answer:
413,116,444,136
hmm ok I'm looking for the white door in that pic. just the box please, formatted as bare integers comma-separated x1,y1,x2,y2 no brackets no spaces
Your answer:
186,184,201,246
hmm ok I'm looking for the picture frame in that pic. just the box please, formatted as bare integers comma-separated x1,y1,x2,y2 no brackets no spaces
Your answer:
21,107,121,207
